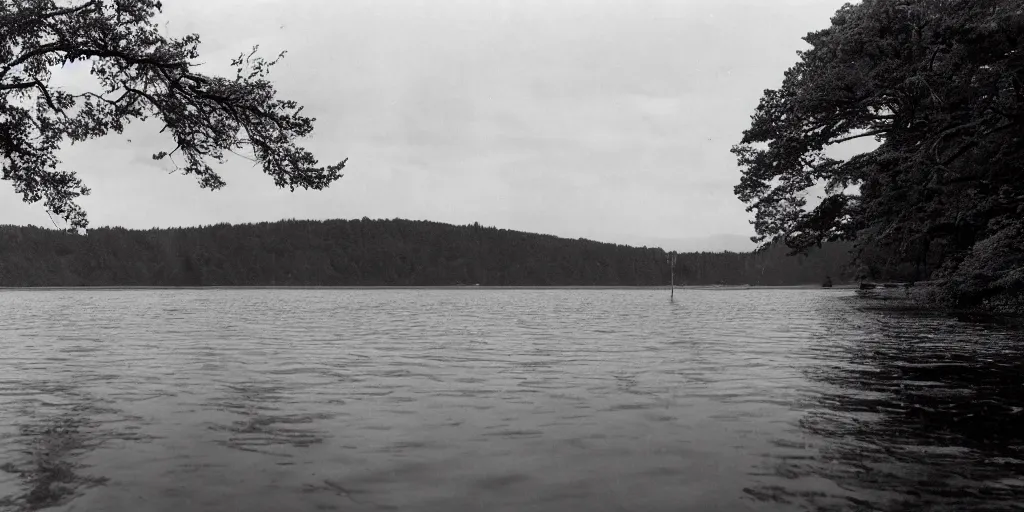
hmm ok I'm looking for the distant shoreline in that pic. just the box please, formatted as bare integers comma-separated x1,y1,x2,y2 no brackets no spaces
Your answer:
0,284,856,291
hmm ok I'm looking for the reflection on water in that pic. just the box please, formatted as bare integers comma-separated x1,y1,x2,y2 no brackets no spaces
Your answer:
745,297,1024,511
0,383,146,511
1,289,1022,511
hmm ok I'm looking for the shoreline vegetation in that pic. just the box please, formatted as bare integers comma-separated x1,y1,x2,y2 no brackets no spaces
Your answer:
2,217,1018,319
2,216,1015,315
0,218,853,288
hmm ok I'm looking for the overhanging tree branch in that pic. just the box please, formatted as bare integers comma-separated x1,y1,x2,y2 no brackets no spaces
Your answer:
1,0,345,231
830,129,889,145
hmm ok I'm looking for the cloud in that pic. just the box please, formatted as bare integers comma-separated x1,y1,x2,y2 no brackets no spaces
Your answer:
1,0,852,250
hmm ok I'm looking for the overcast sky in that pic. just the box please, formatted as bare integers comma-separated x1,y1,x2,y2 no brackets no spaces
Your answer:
1,0,853,252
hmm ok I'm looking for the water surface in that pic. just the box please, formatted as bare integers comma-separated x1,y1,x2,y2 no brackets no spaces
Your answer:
1,289,1022,511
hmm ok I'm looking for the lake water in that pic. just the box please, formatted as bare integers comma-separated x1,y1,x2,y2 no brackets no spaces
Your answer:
1,288,1023,512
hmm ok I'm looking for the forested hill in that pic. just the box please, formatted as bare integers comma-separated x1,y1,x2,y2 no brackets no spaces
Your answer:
0,219,853,287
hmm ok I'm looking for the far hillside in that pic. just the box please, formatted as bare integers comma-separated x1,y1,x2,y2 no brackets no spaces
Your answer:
0,219,854,287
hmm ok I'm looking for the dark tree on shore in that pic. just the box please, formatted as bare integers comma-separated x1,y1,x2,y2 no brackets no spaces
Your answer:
733,0,1023,309
1,0,346,230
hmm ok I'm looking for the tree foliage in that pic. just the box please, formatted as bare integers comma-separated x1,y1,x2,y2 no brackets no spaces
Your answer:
0,0,345,230
733,0,1024,307
0,219,853,287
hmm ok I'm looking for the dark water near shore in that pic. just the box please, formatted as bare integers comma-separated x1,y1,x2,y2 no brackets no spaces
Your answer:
1,289,1022,512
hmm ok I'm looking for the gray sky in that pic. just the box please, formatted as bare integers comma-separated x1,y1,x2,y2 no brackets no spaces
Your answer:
1,0,852,252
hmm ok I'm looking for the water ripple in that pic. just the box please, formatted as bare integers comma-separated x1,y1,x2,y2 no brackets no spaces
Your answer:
0,288,1022,511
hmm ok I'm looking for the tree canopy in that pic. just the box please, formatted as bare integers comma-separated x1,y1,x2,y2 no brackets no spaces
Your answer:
1,0,345,230
733,0,1023,309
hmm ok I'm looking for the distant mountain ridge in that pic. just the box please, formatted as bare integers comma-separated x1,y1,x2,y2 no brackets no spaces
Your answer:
597,233,757,254
0,218,852,287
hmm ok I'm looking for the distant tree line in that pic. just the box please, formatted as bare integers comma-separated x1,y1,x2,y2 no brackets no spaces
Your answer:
0,219,855,287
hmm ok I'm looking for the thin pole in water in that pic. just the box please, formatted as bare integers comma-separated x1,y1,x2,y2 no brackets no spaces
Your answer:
668,251,677,299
